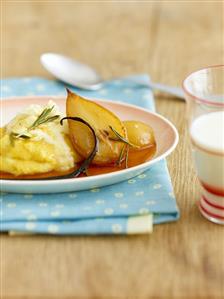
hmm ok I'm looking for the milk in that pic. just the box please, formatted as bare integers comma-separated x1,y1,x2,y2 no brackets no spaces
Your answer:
190,111,224,222
190,111,224,188
191,111,224,155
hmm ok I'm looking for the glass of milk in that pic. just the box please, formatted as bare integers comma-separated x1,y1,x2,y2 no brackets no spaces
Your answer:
183,65,224,224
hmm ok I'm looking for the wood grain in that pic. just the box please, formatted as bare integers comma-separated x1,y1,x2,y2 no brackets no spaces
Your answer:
1,1,224,298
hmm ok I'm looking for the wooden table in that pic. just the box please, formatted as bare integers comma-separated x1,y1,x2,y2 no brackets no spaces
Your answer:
1,1,224,298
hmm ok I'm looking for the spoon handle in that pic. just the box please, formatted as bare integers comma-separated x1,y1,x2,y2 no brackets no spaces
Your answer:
149,82,185,99
126,78,185,100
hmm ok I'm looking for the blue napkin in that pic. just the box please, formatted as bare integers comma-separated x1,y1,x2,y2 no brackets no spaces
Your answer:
0,75,179,235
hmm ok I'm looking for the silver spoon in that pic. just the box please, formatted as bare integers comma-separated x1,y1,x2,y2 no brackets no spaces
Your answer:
40,53,185,99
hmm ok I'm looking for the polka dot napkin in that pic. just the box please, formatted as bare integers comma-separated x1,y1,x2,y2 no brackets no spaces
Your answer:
0,75,179,235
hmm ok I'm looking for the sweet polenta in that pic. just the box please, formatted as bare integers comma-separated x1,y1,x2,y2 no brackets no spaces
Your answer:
0,101,81,176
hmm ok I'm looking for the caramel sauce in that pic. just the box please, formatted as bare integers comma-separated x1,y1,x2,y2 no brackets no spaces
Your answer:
0,145,156,180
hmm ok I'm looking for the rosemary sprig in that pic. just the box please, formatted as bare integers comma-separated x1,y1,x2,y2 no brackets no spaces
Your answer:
116,145,126,166
109,126,138,148
10,106,60,144
116,145,130,169
29,106,59,130
125,146,129,169
9,132,31,146
109,126,138,168
10,132,31,139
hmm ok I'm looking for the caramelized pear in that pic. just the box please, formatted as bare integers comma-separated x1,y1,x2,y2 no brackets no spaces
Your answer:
66,90,127,165
123,120,155,148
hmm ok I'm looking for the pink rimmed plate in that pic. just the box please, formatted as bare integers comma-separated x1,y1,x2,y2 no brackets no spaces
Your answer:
1,96,179,193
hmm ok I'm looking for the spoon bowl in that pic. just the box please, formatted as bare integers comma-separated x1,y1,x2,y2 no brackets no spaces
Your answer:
41,53,103,90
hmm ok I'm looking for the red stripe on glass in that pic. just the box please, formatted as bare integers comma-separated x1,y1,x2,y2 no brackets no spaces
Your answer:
202,196,224,210
199,203,224,220
200,181,224,197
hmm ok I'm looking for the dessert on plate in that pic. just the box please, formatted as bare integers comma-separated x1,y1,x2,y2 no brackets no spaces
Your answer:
0,90,156,180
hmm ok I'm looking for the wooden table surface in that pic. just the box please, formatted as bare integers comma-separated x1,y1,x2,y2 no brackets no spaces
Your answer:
1,1,224,298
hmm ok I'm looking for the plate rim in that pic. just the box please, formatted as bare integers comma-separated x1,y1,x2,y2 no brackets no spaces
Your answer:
1,95,179,187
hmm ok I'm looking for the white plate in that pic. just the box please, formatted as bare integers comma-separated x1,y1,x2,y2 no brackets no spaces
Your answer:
1,96,179,193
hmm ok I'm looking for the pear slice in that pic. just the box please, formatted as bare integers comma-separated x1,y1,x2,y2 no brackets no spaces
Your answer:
123,120,156,148
66,90,127,165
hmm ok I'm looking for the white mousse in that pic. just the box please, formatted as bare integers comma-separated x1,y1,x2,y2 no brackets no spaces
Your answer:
190,111,224,189
190,111,224,154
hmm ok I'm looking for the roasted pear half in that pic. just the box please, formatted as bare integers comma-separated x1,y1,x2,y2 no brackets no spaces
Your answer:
66,90,127,165
123,120,156,148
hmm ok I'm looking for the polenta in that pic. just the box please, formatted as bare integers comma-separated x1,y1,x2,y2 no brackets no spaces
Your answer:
0,101,82,176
